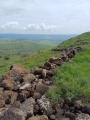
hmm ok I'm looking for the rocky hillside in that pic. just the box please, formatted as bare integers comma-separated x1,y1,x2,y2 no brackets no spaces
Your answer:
0,32,90,120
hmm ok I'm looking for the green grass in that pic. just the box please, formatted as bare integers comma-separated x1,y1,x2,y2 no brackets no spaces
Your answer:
0,49,61,77
46,32,90,104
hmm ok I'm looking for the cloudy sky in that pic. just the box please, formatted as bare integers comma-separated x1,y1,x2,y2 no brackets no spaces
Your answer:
0,0,90,34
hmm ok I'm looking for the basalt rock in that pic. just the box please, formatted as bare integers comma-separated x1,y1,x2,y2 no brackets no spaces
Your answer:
65,112,75,120
0,79,15,90
4,91,18,105
37,95,53,116
34,68,42,75
76,113,90,120
44,62,56,70
35,82,49,95
82,105,90,115
20,97,35,118
10,64,29,75
22,74,35,83
74,100,83,111
1,107,26,120
49,57,63,66
61,53,69,62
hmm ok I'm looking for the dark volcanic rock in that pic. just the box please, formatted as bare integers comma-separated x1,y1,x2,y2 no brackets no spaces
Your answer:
1,108,26,120
0,79,15,90
35,82,49,95
20,97,35,118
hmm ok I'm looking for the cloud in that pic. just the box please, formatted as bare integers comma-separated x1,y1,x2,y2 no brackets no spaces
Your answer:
1,22,19,29
0,22,56,33
0,0,90,34
23,23,56,31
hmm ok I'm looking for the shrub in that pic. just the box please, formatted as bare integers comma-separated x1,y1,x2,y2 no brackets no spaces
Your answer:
4,56,10,60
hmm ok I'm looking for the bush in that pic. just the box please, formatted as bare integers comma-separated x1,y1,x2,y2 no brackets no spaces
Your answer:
4,56,10,60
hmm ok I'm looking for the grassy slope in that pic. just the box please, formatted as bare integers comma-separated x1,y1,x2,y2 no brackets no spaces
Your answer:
46,32,90,104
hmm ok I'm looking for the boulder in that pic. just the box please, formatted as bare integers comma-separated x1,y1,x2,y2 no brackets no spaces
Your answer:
3,69,23,82
49,57,57,63
44,62,56,70
37,95,53,116
17,92,26,103
35,82,49,95
0,79,15,90
46,70,54,77
64,98,73,106
82,105,90,115
20,97,35,118
10,64,29,75
49,57,63,66
65,112,75,120
61,53,69,62
76,113,90,120
13,83,20,91
11,101,21,108
4,91,18,105
50,115,55,120
74,100,83,110
42,69,47,79
1,108,26,120
22,74,35,83
19,83,31,90
34,68,42,75
21,90,31,98
67,53,73,59
33,92,41,99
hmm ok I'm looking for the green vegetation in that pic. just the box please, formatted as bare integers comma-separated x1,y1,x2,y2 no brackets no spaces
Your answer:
0,32,90,104
0,39,57,54
0,50,61,77
46,32,90,104
0,39,59,77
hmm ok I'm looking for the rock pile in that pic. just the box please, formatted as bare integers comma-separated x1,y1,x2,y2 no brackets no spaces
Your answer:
0,46,89,120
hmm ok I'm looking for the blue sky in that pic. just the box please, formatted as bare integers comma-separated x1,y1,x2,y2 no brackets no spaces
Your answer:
0,0,90,34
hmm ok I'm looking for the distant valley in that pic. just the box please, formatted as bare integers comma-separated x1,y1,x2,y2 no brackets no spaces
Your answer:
0,34,77,43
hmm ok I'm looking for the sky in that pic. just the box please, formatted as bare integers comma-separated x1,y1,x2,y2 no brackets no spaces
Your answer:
0,0,90,34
